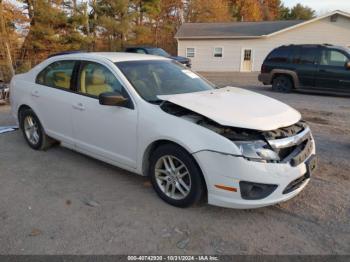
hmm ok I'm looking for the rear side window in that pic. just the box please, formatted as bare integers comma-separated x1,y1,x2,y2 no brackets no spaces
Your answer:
298,47,319,65
266,47,290,63
36,60,75,89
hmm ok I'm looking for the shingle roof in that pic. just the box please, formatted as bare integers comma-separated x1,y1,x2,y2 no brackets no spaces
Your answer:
175,20,305,39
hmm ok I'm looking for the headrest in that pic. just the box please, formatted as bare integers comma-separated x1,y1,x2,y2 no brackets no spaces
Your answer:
53,72,69,82
91,69,106,85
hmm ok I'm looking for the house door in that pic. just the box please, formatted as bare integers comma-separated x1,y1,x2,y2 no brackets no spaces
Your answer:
241,49,253,72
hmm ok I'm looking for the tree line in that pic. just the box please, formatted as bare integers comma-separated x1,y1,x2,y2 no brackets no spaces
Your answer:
2,0,315,72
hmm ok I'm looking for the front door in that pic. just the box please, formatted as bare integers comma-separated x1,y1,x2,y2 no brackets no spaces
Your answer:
241,49,253,72
71,61,138,168
315,48,350,92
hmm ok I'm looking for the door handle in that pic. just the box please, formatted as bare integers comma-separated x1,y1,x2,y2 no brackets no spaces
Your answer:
319,69,327,73
72,102,85,111
31,90,40,98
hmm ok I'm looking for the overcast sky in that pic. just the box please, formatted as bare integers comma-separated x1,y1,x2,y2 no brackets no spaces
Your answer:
283,0,350,14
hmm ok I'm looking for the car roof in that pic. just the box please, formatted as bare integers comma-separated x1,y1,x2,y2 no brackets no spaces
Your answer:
49,52,169,63
125,46,159,49
278,44,349,52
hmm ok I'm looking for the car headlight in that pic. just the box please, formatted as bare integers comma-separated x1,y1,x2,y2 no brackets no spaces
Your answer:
234,140,280,162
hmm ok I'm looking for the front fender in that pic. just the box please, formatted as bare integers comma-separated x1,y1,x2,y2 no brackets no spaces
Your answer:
136,104,241,173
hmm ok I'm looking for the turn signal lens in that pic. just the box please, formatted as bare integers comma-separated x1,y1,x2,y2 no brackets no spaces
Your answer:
215,185,237,192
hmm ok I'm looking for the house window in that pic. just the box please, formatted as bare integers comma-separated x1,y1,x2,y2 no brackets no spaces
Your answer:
213,47,223,57
186,48,195,58
330,14,338,22
244,49,252,61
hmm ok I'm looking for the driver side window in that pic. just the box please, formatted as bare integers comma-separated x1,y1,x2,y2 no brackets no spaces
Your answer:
79,62,123,97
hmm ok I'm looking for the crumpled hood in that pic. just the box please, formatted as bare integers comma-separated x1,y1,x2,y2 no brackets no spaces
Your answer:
158,87,301,131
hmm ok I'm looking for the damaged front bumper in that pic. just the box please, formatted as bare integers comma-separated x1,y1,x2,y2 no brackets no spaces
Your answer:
193,149,316,209
192,123,316,209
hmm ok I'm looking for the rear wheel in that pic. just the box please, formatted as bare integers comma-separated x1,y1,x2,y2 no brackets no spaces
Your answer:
19,109,53,150
272,75,293,93
149,144,205,207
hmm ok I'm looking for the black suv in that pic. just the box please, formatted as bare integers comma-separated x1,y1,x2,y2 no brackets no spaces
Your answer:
259,44,350,95
125,46,191,68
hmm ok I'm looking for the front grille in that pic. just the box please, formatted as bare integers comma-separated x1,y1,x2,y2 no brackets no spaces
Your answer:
289,138,313,166
263,121,305,140
283,174,308,194
264,121,314,166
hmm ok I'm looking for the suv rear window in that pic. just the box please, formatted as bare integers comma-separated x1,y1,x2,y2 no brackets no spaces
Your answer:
266,48,290,63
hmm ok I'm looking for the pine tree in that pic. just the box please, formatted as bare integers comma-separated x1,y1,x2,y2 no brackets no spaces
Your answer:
92,0,133,51
185,0,233,23
62,0,91,51
289,3,315,20
19,0,69,66
151,0,183,54
129,0,161,46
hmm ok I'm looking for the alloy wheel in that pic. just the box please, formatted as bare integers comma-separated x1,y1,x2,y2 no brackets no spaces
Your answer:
275,78,291,92
23,115,40,145
154,155,192,200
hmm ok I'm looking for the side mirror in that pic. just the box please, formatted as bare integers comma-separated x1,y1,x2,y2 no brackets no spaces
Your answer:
99,92,128,107
346,61,350,70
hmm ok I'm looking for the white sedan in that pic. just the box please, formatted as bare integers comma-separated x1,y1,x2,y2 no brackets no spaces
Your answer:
10,52,317,209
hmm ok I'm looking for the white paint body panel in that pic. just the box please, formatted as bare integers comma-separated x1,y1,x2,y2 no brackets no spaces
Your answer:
10,52,315,209
158,86,301,131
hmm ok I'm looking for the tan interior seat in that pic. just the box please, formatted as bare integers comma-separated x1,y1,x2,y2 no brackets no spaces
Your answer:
53,71,70,89
85,69,113,96
80,69,86,93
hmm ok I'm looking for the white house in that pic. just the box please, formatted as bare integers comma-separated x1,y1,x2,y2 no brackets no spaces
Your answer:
175,10,350,72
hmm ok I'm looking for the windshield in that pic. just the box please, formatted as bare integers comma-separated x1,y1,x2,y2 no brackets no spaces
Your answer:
116,60,214,102
146,48,170,57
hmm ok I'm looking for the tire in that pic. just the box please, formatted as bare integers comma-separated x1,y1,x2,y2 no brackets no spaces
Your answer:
149,144,205,208
19,108,53,150
272,75,293,93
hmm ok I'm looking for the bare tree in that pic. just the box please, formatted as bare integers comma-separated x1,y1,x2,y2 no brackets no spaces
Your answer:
0,0,15,81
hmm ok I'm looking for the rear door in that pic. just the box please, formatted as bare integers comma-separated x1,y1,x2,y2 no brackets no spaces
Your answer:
35,60,77,144
315,48,350,92
294,46,320,88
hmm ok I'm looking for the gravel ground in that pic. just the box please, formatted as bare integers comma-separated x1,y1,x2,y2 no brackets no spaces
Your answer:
0,73,349,255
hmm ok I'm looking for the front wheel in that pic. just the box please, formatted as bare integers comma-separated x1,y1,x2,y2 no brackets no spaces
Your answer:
149,144,205,207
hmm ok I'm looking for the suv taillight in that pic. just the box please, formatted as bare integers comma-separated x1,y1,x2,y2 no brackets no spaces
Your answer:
261,64,268,74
